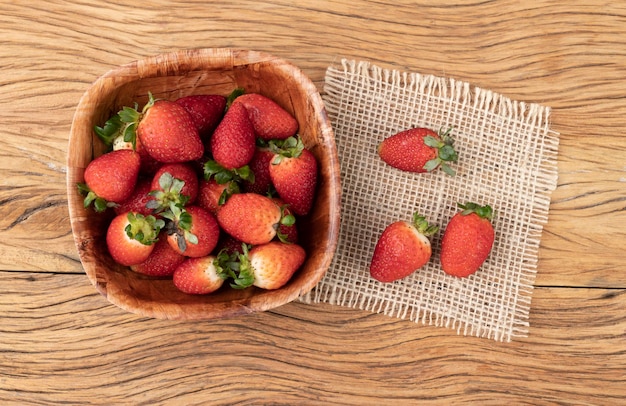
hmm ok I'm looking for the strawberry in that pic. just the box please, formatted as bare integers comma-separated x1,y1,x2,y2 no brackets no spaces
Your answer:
233,93,298,140
173,254,227,295
369,212,438,283
151,163,199,205
119,93,204,163
210,101,256,170
163,205,220,258
242,144,274,195
175,94,227,141
214,234,245,256
216,193,293,245
78,149,141,212
94,111,161,174
268,136,318,216
234,242,306,290
114,177,155,217
440,202,495,278
196,178,240,215
106,211,165,266
130,232,186,277
377,127,458,176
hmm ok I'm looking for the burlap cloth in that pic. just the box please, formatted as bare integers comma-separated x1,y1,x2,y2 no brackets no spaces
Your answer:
300,59,559,342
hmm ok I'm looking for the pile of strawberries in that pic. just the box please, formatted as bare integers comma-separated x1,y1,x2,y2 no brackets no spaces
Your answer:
78,89,318,295
371,127,495,282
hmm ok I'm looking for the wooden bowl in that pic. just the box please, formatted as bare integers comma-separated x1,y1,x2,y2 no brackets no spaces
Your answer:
67,49,340,320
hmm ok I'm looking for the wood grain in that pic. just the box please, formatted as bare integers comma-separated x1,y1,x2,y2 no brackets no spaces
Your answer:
1,271,624,404
1,0,625,403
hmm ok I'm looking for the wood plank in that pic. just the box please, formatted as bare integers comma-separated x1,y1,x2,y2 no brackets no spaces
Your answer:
1,1,626,287
0,271,624,404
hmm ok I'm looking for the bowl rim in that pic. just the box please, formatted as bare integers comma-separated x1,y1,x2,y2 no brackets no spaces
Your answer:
66,48,341,320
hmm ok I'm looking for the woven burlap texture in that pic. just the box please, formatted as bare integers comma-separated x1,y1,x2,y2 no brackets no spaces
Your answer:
300,59,559,342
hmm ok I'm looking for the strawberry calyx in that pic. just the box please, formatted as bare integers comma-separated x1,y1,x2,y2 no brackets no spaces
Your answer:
77,182,116,213
268,135,304,164
422,127,458,176
210,249,236,281
411,212,439,237
124,212,165,246
275,204,296,243
147,172,190,213
226,244,256,289
161,202,198,253
203,159,255,185
118,92,157,150
457,202,494,221
225,87,245,109
94,113,124,148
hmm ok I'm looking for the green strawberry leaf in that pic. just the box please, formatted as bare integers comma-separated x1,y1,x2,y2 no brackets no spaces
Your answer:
226,87,245,108
412,212,439,237
229,244,255,289
77,183,113,213
204,160,255,184
124,212,165,245
422,158,441,173
94,114,123,147
269,135,304,160
458,202,494,220
423,135,442,148
148,172,189,213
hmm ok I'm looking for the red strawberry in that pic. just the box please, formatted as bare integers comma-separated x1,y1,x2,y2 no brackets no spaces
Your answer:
151,163,199,205
120,93,204,163
233,93,298,140
197,178,240,215
114,177,155,217
268,136,318,216
234,242,306,290
377,127,458,176
175,94,227,141
242,145,274,195
93,110,159,174
210,101,256,170
369,212,438,283
106,211,165,266
78,149,141,212
216,193,290,245
164,205,220,258
440,202,495,277
130,233,186,277
173,255,227,295
214,234,245,256
133,135,162,175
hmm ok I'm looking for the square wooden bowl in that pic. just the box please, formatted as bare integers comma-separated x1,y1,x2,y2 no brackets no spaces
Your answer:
67,49,341,320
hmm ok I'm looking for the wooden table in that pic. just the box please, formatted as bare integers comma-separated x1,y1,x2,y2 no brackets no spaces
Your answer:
2,1,625,404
